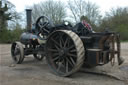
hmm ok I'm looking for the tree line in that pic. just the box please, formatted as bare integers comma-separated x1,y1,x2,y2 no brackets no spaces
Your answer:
0,0,128,43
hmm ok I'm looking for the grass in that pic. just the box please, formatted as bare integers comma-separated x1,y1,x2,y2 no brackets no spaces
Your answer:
121,40,128,42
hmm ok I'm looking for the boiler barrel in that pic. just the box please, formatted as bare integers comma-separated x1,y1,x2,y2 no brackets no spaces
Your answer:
20,32,39,45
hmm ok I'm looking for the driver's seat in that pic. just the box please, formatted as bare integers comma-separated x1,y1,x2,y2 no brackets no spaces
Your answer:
73,22,92,36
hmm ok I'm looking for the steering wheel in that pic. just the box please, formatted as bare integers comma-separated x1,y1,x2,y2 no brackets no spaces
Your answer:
35,16,52,35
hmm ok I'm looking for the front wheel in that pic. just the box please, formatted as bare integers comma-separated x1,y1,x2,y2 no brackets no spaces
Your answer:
11,42,24,64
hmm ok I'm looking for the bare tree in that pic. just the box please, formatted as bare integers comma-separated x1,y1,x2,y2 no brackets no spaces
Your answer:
4,0,22,30
68,0,101,24
0,0,11,31
31,0,66,24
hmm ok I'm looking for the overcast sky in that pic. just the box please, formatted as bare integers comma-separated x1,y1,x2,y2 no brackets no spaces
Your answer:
8,0,128,15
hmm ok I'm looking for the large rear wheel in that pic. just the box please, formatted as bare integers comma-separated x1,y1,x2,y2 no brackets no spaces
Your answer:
46,30,85,76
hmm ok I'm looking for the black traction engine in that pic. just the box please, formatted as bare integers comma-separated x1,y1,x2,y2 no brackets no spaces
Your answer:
11,9,124,77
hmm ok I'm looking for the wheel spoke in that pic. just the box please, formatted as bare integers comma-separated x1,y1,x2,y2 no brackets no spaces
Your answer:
60,38,65,45
38,23,42,28
56,57,61,65
47,48,58,52
14,51,20,56
69,56,76,66
64,37,70,47
52,53,59,57
68,45,75,50
66,57,74,67
57,64,61,72
70,49,76,52
61,59,65,67
57,61,63,72
51,38,60,48
59,33,65,48
53,56,60,61
66,60,69,73
54,45,60,51
59,38,63,48
67,53,76,57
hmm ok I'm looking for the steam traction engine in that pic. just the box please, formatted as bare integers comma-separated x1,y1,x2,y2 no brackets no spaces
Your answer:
11,9,124,76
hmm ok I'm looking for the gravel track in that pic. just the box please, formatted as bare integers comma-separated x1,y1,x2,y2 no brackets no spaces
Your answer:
0,43,128,85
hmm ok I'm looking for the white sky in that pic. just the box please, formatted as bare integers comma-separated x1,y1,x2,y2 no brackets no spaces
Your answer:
8,0,128,15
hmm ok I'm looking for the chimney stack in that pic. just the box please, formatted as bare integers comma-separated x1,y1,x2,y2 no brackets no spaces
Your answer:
26,9,32,30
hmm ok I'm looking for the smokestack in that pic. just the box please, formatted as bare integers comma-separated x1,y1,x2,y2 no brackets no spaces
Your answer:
26,9,32,30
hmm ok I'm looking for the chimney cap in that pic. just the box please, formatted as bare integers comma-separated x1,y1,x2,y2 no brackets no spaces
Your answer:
26,9,32,11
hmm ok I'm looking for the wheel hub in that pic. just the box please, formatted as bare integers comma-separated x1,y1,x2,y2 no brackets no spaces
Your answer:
60,49,64,56
59,48,68,56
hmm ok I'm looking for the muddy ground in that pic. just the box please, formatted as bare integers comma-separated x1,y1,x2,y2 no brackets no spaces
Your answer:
0,43,128,85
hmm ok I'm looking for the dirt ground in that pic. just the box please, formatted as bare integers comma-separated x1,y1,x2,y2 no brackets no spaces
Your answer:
0,43,128,85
